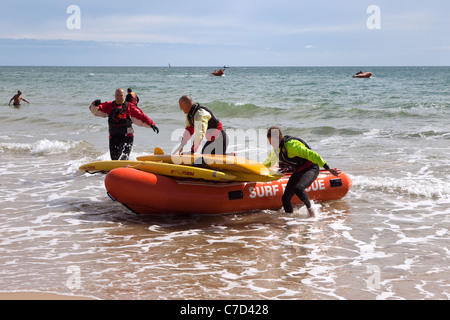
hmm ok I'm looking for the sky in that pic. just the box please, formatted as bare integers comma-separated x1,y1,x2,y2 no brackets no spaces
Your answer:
1,0,449,66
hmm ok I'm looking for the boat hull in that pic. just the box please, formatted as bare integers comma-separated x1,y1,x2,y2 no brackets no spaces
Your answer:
353,72,372,78
105,167,352,215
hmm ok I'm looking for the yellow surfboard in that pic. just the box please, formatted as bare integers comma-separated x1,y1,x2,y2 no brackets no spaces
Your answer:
137,154,271,176
79,160,236,182
222,171,282,182
80,160,144,173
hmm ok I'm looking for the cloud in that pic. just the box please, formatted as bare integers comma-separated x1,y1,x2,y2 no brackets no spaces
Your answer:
0,6,364,47
0,12,251,45
1,1,450,66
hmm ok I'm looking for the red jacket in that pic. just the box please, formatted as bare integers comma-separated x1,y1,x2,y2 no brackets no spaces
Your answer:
90,101,156,137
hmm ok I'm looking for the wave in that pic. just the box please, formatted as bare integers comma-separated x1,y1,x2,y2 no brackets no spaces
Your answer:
311,126,364,136
0,139,96,156
345,107,420,120
345,101,449,120
357,127,450,141
351,174,450,200
206,101,287,118
399,130,450,140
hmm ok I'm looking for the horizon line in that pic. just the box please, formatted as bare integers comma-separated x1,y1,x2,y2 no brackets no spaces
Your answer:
1,65,449,68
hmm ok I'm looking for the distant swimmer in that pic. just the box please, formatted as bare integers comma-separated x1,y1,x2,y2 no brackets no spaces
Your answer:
89,88,159,160
174,95,228,156
126,88,140,105
263,126,340,218
9,90,30,106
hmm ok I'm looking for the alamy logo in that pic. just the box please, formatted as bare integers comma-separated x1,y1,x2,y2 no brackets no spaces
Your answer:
366,265,381,290
66,265,81,290
367,5,381,30
66,5,81,30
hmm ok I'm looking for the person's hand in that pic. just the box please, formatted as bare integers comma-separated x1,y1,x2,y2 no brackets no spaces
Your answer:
173,144,184,155
328,168,341,176
151,125,159,134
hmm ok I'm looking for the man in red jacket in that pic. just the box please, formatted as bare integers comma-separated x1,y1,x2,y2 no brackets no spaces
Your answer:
89,88,159,160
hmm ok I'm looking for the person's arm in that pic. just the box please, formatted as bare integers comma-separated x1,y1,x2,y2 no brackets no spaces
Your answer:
128,105,158,133
89,100,111,117
323,165,340,176
263,148,279,168
286,140,340,176
174,115,194,154
286,140,326,166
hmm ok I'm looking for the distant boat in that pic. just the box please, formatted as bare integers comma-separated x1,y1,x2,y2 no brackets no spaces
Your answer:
353,72,372,78
211,69,225,76
223,65,230,69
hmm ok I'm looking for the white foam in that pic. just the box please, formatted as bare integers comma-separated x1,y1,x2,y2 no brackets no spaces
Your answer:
362,128,383,139
0,139,83,155
414,281,436,299
392,257,417,270
351,174,450,199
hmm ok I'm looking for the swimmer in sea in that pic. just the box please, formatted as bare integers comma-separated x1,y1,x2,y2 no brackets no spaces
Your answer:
9,91,30,106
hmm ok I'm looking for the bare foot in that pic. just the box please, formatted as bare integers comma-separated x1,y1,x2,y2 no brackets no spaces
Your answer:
307,206,316,218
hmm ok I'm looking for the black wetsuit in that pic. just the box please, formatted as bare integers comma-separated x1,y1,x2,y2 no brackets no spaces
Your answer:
278,136,328,212
108,102,133,160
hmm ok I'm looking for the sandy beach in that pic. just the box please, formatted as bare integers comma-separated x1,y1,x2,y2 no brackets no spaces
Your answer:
0,292,94,300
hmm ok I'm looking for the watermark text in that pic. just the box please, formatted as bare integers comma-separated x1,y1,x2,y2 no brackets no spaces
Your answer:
66,265,82,290
367,5,381,30
66,5,81,30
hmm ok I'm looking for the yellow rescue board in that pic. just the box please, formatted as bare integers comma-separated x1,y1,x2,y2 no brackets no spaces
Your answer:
136,154,271,176
222,171,282,182
79,160,236,182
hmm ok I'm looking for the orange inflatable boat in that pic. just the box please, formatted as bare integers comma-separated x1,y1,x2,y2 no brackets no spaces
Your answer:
211,69,225,76
105,167,352,215
353,72,372,78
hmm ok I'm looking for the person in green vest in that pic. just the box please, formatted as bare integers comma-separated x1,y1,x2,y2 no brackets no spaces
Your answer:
263,126,340,217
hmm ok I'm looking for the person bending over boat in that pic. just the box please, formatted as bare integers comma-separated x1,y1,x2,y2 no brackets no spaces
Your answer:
89,88,159,160
174,95,228,156
263,126,340,218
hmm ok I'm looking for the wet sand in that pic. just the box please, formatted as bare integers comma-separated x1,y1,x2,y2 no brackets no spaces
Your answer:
0,292,94,300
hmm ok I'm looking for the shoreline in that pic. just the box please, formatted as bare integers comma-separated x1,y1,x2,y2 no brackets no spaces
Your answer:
0,292,95,300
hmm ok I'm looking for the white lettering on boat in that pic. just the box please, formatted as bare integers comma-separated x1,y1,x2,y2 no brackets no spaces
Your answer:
249,180,325,199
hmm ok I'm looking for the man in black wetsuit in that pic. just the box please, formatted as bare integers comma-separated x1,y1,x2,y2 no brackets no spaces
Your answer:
263,126,340,217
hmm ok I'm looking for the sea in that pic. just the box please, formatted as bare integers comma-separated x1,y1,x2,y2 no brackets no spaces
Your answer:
0,66,449,300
